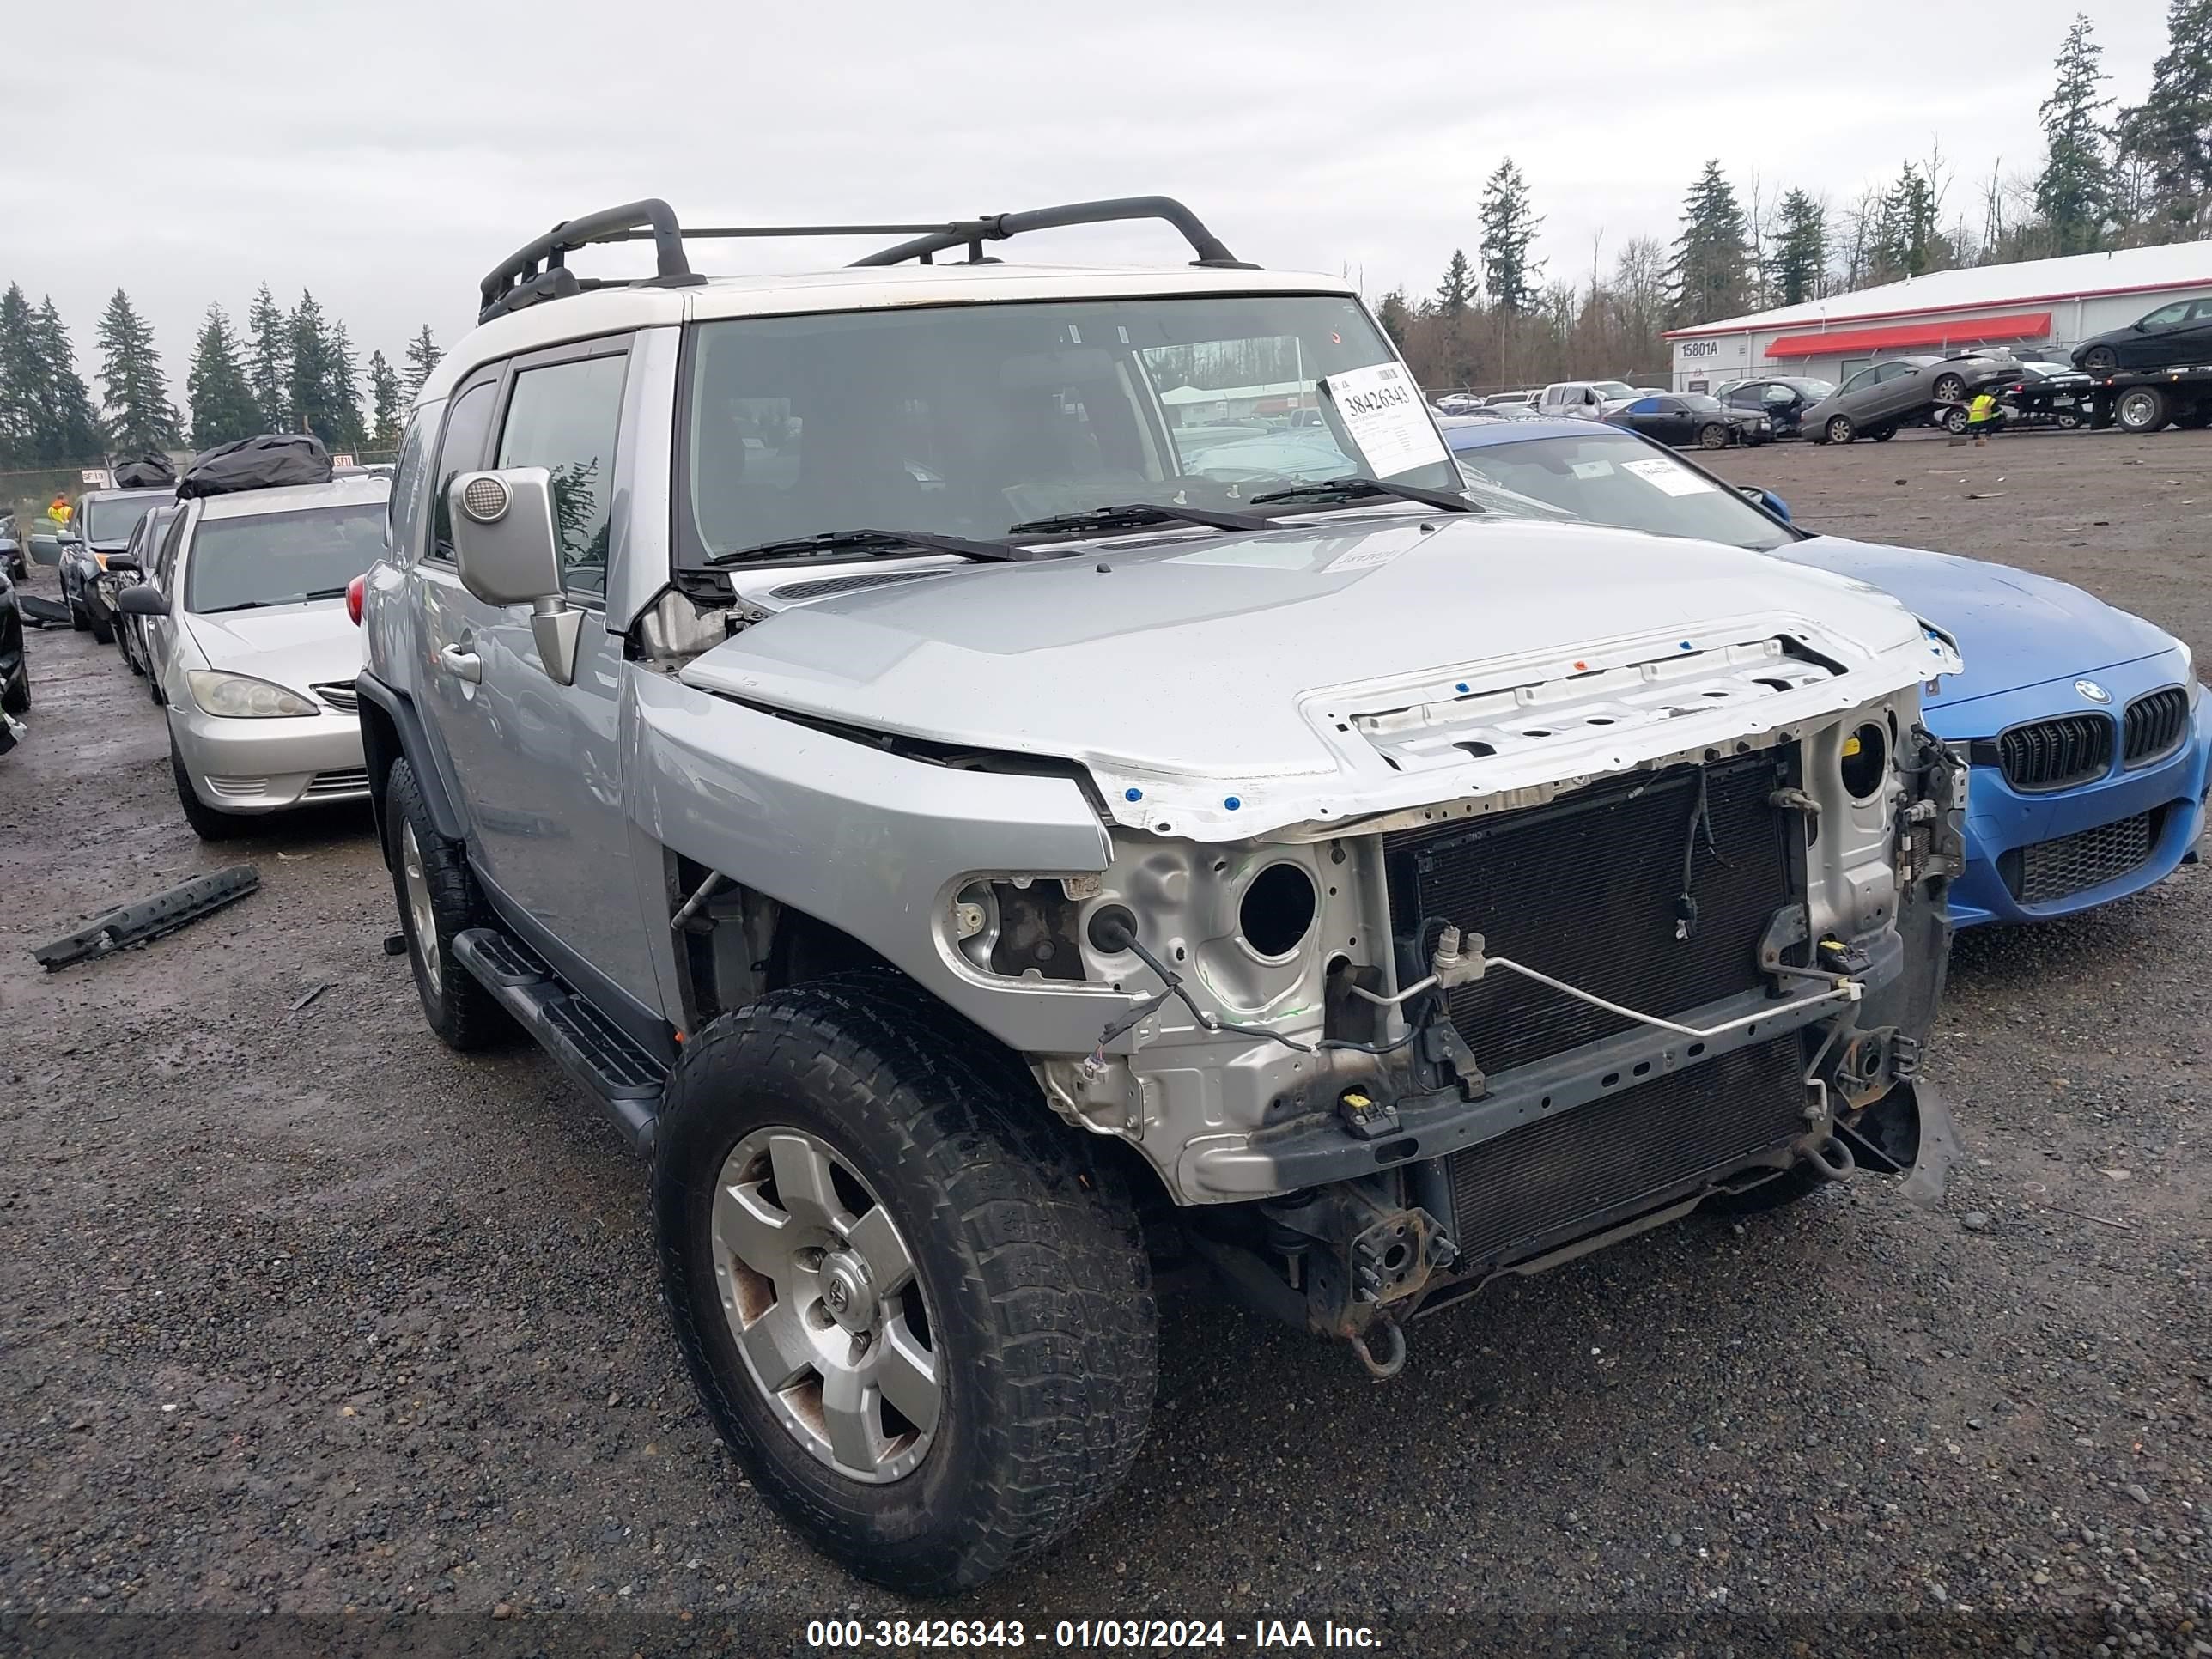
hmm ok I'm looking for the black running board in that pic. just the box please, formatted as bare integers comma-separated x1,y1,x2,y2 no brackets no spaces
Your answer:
453,928,665,1152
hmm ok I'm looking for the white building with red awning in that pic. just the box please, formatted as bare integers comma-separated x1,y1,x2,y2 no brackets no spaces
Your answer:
1666,240,2212,391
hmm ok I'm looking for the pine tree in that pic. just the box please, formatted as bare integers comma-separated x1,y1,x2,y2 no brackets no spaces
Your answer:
325,319,365,449
1478,159,1545,316
2120,0,2212,240
246,283,289,432
1374,289,1413,349
1436,250,1475,317
33,299,105,465
1669,161,1750,327
1771,190,1829,304
185,305,262,450
1875,163,1943,278
368,349,404,448
2037,14,2115,256
288,290,342,445
96,289,182,455
0,284,41,468
403,324,442,394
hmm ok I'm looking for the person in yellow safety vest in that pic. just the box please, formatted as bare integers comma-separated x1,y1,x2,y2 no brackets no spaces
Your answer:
1966,387,2003,446
46,493,71,528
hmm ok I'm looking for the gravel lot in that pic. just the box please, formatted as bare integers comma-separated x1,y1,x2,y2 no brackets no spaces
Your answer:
2,431,2207,1656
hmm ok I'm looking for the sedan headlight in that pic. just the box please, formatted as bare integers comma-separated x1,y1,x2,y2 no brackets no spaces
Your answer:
185,670,319,719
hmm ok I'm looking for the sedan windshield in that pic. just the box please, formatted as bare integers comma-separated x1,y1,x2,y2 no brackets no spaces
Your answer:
184,502,388,614
1448,431,1793,553
679,295,1461,561
84,495,161,545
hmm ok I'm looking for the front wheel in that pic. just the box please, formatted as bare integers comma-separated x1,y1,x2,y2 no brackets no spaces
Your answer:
2056,411,2082,430
655,975,1158,1595
169,734,248,842
1826,416,1856,445
1698,422,1729,450
88,610,112,646
3,661,27,715
1942,404,1970,434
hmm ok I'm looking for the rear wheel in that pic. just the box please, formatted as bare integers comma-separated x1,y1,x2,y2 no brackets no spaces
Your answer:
2116,386,2172,433
1869,424,1897,441
2055,411,2082,430
1931,372,1966,403
655,975,1158,1595
1825,415,1856,445
2081,346,2118,374
168,734,249,842
383,757,511,1051
2175,407,2212,430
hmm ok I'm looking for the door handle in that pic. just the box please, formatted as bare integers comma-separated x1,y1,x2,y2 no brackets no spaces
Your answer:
439,644,483,684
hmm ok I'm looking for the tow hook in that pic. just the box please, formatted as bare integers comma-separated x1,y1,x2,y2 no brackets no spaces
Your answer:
1348,1320,1407,1380
1804,1133,1856,1182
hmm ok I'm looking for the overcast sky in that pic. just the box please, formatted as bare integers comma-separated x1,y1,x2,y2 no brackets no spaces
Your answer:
5,0,2170,411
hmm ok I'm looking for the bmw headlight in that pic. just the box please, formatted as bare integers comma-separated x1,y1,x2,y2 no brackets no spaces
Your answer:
185,671,319,719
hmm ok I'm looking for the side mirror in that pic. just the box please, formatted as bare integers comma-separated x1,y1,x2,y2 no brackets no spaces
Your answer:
446,467,580,686
105,554,142,574
1739,486,1791,523
117,584,167,616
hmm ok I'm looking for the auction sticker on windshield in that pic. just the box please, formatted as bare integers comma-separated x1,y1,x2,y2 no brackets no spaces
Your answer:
1324,362,1450,479
1621,457,1714,497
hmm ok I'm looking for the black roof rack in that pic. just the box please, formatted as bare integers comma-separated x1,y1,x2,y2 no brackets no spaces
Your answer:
477,196,1255,323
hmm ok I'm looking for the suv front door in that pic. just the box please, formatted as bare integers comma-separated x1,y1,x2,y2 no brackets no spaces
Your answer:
414,337,659,1018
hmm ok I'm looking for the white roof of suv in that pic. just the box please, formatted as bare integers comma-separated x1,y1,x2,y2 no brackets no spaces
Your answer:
423,262,1357,406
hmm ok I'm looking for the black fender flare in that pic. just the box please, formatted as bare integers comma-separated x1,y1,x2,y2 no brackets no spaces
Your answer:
354,672,467,857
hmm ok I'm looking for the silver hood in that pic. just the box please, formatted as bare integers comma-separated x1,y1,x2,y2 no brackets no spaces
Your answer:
183,599,363,696
681,513,1960,841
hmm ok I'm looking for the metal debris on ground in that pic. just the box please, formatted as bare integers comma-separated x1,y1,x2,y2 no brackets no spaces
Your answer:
31,866,261,970
289,983,328,1015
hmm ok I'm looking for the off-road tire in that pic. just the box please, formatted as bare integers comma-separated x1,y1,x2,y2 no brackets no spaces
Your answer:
383,757,510,1051
655,973,1158,1595
169,733,248,842
1702,1163,1828,1217
1698,422,1729,450
1826,415,1855,445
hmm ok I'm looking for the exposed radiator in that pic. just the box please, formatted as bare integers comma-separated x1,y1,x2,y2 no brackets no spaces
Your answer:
1444,1035,1808,1270
1383,752,1797,1078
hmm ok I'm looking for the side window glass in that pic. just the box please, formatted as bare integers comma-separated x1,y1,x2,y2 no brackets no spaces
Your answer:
1764,385,1795,404
432,381,501,561
2144,301,2191,326
495,355,629,599
155,510,188,586
386,403,440,568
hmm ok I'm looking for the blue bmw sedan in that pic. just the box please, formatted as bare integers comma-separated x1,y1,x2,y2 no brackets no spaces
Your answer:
1440,417,2209,927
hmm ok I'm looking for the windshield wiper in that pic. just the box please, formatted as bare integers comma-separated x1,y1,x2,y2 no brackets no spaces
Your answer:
1249,477,1480,514
708,527,1025,567
198,600,272,613
1004,501,1278,538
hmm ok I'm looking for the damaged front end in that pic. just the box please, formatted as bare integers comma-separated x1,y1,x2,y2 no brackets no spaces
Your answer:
1016,682,1966,1376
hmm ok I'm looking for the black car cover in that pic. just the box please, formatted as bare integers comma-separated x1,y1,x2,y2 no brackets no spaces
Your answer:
177,434,334,499
111,453,179,490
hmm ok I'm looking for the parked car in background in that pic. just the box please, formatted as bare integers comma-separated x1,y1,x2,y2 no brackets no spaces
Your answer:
1443,416,2210,926
1717,376,1835,441
1,513,23,581
118,473,389,839
1484,388,1540,408
1604,392,1770,449
1432,392,1486,415
0,565,27,757
2072,296,2212,373
1537,379,1637,417
1801,353,2020,444
106,501,183,678
62,487,170,641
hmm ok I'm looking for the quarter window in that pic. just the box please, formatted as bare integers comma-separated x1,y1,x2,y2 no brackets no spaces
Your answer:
386,403,440,568
496,354,629,599
432,381,501,562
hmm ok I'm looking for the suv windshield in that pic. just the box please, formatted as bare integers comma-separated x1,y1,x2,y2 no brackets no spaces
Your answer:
1449,430,1793,553
678,295,1459,560
184,501,388,614
84,495,162,545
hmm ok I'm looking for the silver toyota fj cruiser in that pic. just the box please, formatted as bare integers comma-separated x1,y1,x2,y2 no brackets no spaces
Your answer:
356,197,1966,1593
